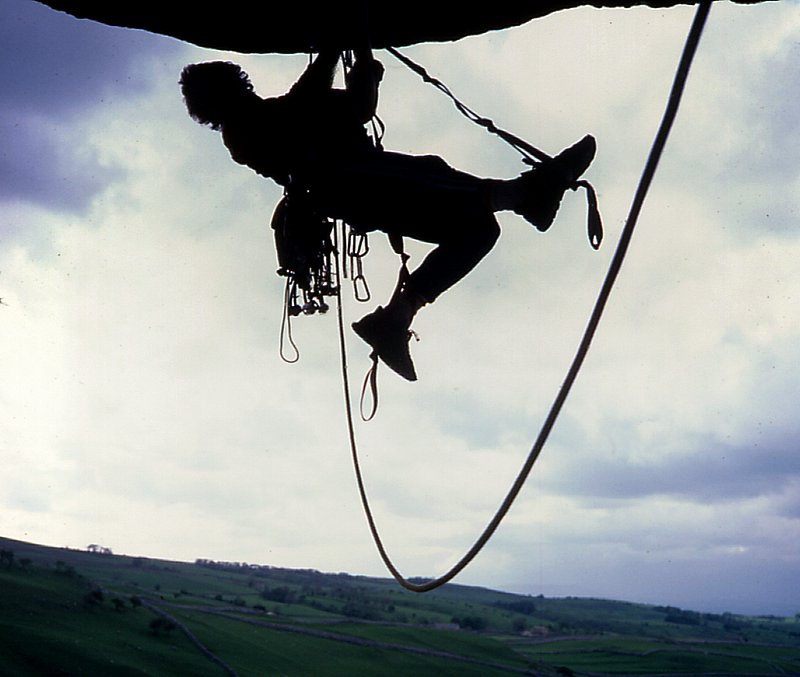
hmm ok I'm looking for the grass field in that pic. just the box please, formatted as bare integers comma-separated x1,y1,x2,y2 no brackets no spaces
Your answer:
1,535,798,676
0,567,212,676
509,636,800,675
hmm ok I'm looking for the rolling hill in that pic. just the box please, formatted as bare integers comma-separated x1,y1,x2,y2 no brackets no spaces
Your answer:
1,535,798,676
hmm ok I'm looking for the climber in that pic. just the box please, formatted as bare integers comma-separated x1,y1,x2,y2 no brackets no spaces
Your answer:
179,49,596,381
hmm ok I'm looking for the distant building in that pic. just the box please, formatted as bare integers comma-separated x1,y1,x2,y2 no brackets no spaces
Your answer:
433,623,460,631
522,625,550,637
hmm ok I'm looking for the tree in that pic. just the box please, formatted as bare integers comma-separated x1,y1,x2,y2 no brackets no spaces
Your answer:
55,560,77,577
496,599,538,615
87,544,113,555
512,617,528,633
149,617,177,637
83,589,105,607
453,615,488,631
261,586,296,604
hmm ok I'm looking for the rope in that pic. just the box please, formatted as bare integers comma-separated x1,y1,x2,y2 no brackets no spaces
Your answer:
386,45,604,249
338,1,712,593
386,46,551,163
279,279,300,363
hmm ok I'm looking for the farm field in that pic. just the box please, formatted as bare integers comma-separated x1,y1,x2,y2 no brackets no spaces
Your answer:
1,535,799,676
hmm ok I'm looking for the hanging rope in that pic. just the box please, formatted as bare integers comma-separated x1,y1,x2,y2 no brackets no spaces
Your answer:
386,45,604,249
337,2,712,593
386,47,549,163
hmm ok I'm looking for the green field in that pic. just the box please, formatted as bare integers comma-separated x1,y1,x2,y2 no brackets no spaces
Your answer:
1,536,799,676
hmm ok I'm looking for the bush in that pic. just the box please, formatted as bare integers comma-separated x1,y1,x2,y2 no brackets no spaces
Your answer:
665,612,701,626
55,561,77,577
512,618,528,633
83,589,104,607
261,586,296,604
495,599,537,615
149,617,177,636
453,615,487,631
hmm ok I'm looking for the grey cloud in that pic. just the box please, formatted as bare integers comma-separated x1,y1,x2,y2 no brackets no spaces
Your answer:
496,534,800,615
424,390,523,451
695,30,800,240
0,0,181,214
774,484,800,519
733,44,800,238
0,117,121,213
742,43,800,179
1,0,179,117
546,418,800,505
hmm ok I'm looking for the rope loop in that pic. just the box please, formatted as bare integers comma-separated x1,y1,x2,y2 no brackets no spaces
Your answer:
279,279,300,363
574,180,603,250
359,354,380,421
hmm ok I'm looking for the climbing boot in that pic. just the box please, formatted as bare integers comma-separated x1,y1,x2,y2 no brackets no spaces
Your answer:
514,134,597,232
352,305,418,382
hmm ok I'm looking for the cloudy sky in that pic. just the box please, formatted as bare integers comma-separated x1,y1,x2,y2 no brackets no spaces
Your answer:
2,0,798,616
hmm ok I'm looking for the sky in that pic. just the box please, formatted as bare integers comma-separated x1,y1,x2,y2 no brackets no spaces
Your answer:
1,0,798,616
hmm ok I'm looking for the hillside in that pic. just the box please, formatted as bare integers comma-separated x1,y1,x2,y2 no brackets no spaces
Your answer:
1,535,798,676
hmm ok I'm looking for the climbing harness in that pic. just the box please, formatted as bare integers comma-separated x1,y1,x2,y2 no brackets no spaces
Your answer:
337,1,713,593
272,189,336,314
276,51,381,363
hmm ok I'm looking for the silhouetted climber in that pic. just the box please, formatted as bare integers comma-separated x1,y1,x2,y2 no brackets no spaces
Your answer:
180,50,596,381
